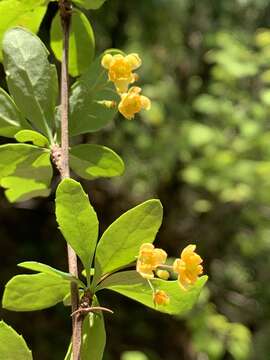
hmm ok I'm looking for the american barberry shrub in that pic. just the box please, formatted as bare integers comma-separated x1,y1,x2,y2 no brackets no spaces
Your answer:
0,0,207,359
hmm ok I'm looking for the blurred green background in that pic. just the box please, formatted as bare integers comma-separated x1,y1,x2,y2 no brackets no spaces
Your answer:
2,0,270,359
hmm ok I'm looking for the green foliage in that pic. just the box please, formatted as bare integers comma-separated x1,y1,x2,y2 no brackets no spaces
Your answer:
70,144,125,179
15,130,49,147
51,8,95,77
2,273,70,311
55,179,99,271
69,53,120,135
0,1,46,60
3,28,58,140
0,87,27,137
0,321,32,360
18,261,85,288
0,144,52,202
95,199,163,276
98,271,207,315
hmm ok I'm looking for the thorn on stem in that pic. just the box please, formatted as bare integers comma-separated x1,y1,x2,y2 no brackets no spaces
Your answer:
71,306,114,318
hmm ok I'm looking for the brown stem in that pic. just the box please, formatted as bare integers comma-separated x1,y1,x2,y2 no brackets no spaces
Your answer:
59,1,82,359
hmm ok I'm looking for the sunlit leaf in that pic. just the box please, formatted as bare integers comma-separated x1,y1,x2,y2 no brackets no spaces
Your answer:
3,28,58,138
70,144,125,179
0,144,52,202
0,1,47,61
2,273,70,311
0,321,32,360
56,179,99,270
15,130,49,147
95,200,163,276
98,270,208,315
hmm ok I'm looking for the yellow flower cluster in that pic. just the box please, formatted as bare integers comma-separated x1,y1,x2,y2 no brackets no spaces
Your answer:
136,243,203,306
101,53,151,120
136,243,167,279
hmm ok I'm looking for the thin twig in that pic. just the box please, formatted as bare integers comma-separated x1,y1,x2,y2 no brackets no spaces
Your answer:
59,1,82,359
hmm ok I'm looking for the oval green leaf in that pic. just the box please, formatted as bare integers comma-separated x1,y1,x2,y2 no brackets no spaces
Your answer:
95,200,163,276
55,179,99,270
2,273,70,311
0,144,52,202
3,27,58,139
0,321,32,360
98,270,208,315
51,9,95,77
15,130,49,147
70,144,125,179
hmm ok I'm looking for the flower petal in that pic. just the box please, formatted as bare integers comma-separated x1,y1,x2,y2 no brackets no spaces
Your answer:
101,53,113,69
141,96,151,110
126,53,142,70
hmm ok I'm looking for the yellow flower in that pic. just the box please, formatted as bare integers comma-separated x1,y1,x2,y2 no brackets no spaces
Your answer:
136,243,167,279
118,87,151,120
173,244,203,290
153,290,170,306
101,53,141,93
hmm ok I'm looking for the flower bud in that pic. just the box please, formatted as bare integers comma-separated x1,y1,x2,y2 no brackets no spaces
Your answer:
156,269,170,280
153,290,170,306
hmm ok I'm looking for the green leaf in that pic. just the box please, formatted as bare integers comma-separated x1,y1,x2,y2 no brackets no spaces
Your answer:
69,52,122,136
0,321,32,360
0,1,47,61
0,144,52,202
56,179,99,270
2,273,70,311
15,130,49,147
70,144,125,179
65,297,106,360
3,27,58,139
98,271,208,315
18,261,85,288
95,200,163,276
73,0,107,10
0,87,28,137
64,341,72,360
51,9,95,77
